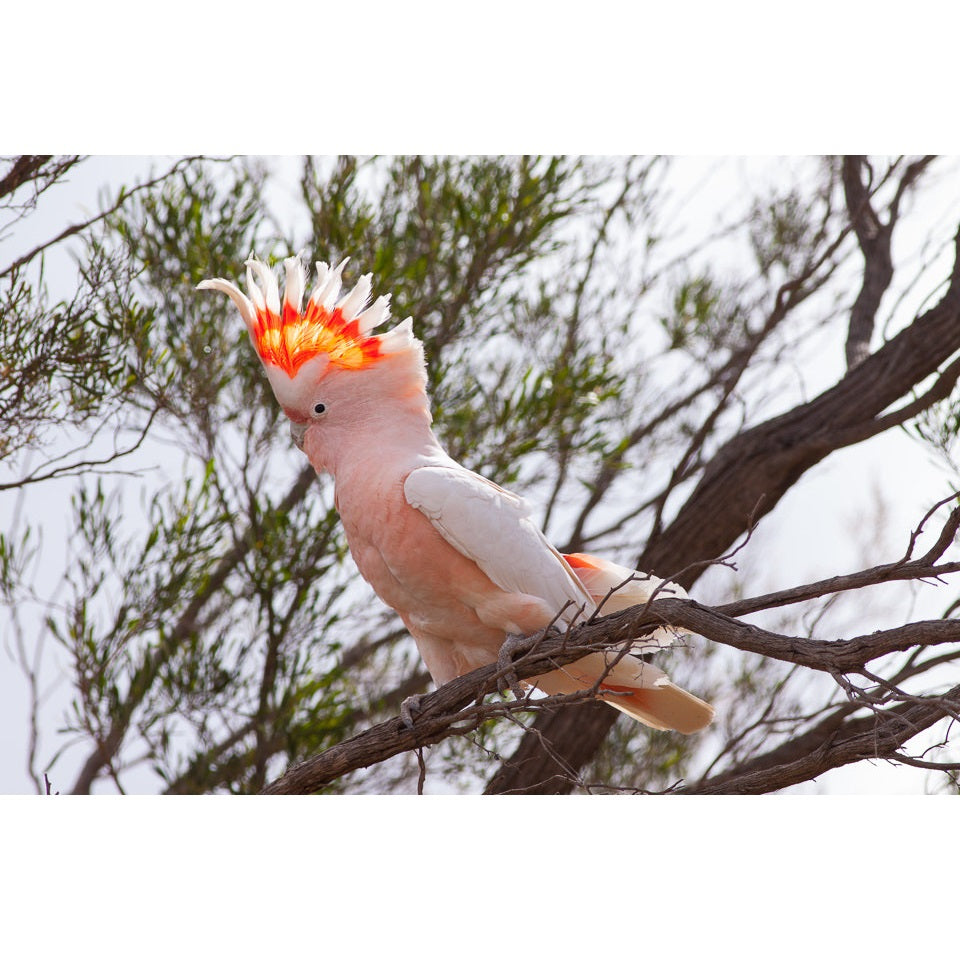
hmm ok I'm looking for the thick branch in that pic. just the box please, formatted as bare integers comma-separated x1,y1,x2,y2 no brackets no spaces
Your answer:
841,155,935,368
842,155,894,367
493,311,960,801
0,155,53,201
663,602,960,672
679,684,960,794
654,226,960,584
263,564,960,794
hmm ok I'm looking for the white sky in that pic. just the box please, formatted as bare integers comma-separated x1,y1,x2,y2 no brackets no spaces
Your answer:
5,4,960,953
2,155,959,798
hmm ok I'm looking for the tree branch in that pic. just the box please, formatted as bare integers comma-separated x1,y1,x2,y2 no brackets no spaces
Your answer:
262,537,960,794
0,155,53,201
678,684,960,793
489,217,960,795
840,156,935,368
0,155,211,282
70,464,317,794
842,155,895,368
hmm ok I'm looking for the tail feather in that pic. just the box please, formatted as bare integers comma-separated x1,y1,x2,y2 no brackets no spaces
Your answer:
563,552,689,649
533,554,713,734
599,680,715,734
533,651,714,735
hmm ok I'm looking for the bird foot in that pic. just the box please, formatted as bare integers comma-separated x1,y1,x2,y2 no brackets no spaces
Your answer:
497,627,559,701
400,693,425,731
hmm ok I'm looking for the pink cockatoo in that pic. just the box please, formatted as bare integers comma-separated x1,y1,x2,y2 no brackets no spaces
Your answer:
199,257,714,734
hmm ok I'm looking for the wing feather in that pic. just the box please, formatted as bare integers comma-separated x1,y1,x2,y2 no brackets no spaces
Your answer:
404,464,593,623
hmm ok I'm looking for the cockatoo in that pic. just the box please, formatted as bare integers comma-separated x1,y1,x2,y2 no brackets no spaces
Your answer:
199,257,714,734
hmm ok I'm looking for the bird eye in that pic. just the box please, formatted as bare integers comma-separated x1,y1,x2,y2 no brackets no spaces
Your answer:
313,402,326,415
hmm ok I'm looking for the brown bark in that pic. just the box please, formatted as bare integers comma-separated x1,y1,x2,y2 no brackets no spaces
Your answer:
842,156,935,368
0,155,52,200
678,685,960,794
486,222,960,795
262,577,960,794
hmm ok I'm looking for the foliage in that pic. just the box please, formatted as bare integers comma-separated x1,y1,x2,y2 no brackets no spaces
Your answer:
3,154,960,795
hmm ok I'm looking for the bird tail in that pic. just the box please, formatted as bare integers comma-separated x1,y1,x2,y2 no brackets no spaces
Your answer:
563,552,689,649
534,653,714,734
532,553,713,733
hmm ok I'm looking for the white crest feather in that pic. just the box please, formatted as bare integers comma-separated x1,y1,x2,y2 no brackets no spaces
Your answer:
245,259,280,316
338,273,372,321
283,257,304,315
310,258,349,310
196,278,256,328
378,316,416,354
357,294,391,335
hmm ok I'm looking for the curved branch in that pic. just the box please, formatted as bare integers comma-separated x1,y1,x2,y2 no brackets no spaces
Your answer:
679,684,960,794
841,155,934,368
0,155,214,282
262,549,960,794
491,223,960,794
70,464,317,794
842,155,895,367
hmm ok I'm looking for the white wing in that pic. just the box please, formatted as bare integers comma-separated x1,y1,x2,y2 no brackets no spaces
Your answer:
403,464,594,623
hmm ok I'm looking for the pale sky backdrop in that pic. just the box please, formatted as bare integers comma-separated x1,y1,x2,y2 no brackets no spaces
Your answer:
5,5,960,957
2,155,959,795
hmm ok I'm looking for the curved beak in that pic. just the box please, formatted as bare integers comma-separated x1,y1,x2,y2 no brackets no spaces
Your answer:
289,420,308,450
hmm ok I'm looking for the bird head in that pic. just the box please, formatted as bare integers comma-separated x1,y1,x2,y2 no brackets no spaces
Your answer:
198,256,428,452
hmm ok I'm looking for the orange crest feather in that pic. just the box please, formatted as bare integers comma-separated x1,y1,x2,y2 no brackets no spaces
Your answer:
254,298,382,376
198,256,406,380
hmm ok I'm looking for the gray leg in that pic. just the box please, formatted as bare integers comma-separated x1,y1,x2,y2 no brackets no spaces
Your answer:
400,693,426,730
497,633,529,700
497,628,560,702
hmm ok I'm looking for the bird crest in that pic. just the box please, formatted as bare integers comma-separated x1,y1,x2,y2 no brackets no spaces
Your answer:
199,256,414,379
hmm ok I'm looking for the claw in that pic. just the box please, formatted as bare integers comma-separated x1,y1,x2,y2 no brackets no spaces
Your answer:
400,693,425,730
497,633,528,700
